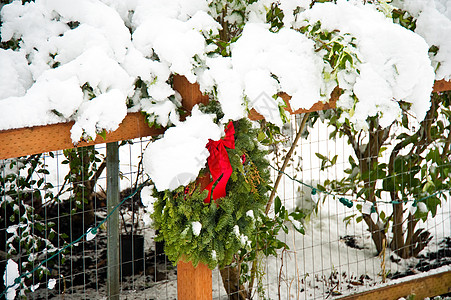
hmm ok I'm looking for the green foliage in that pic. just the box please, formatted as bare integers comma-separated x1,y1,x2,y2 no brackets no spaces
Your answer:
391,8,416,31
316,91,451,258
62,146,101,211
266,2,285,32
300,19,360,82
258,196,305,257
205,0,256,57
0,154,63,292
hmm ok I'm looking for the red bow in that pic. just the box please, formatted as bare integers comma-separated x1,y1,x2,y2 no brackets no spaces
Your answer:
204,122,235,203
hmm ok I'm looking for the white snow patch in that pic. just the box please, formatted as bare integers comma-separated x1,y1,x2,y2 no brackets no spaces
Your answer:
231,23,325,126
70,89,128,142
192,221,202,236
30,283,40,292
47,278,56,290
199,55,246,123
141,185,157,225
362,201,374,215
393,0,451,80
3,259,20,300
0,49,32,99
143,106,222,191
417,201,428,213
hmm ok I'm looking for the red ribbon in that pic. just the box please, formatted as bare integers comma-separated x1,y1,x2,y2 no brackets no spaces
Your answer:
204,122,235,203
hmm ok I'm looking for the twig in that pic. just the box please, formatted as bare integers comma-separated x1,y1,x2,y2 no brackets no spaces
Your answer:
266,113,310,214
278,248,287,300
378,237,387,283
292,229,300,300
325,282,339,299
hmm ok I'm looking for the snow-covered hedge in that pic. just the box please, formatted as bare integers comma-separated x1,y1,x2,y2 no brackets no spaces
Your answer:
0,0,450,190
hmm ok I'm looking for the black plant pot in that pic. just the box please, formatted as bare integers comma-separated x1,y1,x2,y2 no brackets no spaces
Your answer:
120,234,144,279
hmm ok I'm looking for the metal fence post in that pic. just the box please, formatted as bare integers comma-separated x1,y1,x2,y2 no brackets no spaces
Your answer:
106,142,120,299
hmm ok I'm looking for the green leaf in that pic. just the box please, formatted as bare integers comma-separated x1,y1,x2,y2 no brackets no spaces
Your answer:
331,155,338,165
274,196,281,215
315,153,327,160
380,211,386,222
343,214,356,226
282,224,289,234
98,129,107,141
425,197,441,217
382,177,395,191
426,148,440,163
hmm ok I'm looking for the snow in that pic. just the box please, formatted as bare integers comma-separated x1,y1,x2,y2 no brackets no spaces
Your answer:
392,0,451,80
0,0,448,192
232,224,250,248
0,49,32,99
141,186,157,225
259,184,451,299
198,21,327,126
362,201,374,215
133,11,218,83
0,36,134,140
199,55,246,122
142,106,222,191
140,96,180,128
233,24,325,113
70,88,128,142
30,283,40,293
415,7,451,80
311,191,319,204
47,278,56,290
3,259,19,300
278,0,311,27
192,221,202,236
297,0,435,128
0,0,444,142
233,225,240,237
417,201,428,213
0,0,135,139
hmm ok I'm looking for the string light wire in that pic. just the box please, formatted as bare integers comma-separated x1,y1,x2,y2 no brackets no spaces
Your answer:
269,164,450,209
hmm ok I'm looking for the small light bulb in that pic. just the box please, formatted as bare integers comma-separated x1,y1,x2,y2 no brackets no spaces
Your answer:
311,189,319,203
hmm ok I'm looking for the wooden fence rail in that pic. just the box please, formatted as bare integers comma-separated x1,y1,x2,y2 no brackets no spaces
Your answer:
338,269,451,300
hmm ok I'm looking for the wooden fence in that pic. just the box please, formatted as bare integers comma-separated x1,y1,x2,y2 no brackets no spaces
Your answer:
1,76,450,299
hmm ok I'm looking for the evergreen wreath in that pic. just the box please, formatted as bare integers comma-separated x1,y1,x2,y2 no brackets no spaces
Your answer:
148,117,271,269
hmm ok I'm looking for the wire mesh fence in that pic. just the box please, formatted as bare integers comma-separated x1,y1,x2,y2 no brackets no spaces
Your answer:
1,139,177,299
1,111,450,299
255,112,451,299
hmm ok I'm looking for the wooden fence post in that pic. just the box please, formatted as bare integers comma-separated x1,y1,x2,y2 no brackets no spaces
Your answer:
177,260,212,300
173,75,213,300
